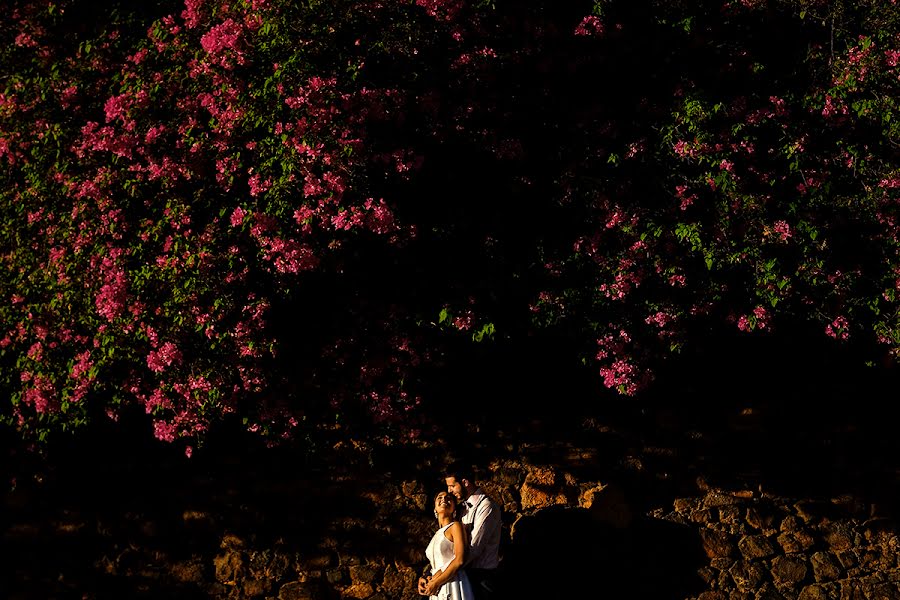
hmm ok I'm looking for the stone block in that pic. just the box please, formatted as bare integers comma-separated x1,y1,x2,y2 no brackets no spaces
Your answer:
738,534,775,559
810,551,842,582
700,528,735,559
771,556,808,586
214,551,246,583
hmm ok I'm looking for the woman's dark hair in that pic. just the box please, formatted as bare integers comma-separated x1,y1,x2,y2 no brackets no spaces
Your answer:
432,491,459,520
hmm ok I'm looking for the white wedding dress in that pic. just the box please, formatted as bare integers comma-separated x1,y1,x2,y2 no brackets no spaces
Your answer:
425,523,475,600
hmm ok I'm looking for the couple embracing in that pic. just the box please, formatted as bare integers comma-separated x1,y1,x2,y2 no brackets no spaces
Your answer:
417,463,502,600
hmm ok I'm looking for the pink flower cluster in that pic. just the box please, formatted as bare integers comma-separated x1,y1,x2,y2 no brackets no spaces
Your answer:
76,121,136,160
644,311,673,327
153,419,178,442
673,140,697,158
886,49,900,67
599,260,643,300
23,374,55,414
452,311,474,331
104,93,132,123
263,237,318,274
200,18,245,67
329,198,397,235
737,306,771,332
772,220,792,242
248,173,272,197
825,316,850,340
599,359,647,395
574,15,604,37
181,0,205,29
821,94,848,118
230,206,246,226
595,329,630,361
95,257,128,321
675,185,696,211
415,0,463,22
147,341,182,373
68,351,95,403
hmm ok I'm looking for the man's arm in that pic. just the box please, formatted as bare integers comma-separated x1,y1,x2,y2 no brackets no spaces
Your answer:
467,500,501,565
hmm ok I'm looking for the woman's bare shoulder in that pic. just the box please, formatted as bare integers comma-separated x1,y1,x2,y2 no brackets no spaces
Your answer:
445,520,464,539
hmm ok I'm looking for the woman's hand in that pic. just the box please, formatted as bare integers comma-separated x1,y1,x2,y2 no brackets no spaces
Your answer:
423,578,440,596
417,575,431,596
423,569,443,596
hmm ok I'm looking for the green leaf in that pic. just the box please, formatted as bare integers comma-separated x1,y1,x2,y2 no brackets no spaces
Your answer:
472,322,495,343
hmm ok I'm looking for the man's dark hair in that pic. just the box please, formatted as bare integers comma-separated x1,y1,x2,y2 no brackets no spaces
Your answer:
444,461,476,485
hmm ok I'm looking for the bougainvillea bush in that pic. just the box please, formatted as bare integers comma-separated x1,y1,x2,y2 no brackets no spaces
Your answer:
1,0,898,454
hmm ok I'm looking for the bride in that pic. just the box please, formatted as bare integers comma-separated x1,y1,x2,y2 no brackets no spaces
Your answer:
420,491,475,599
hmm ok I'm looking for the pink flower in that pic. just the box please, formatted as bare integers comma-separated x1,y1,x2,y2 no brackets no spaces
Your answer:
886,49,900,67
144,388,171,413
248,174,272,197
415,0,463,22
364,198,396,234
230,206,246,227
453,312,474,331
23,375,55,414
673,140,694,157
59,85,78,108
182,0,204,29
598,359,648,395
668,274,686,287
644,312,672,327
14,32,38,48
200,18,242,56
752,306,770,330
128,48,149,65
70,351,94,380
95,260,128,321
825,316,850,340
574,15,604,36
605,210,624,229
146,342,182,373
153,420,177,442
772,220,792,242
27,342,43,361
822,94,847,118
103,93,131,123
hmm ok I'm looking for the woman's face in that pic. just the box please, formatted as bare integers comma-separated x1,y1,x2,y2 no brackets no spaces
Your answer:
434,491,457,517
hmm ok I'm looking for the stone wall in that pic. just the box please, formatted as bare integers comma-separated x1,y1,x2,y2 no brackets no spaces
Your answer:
6,453,900,599
655,491,900,599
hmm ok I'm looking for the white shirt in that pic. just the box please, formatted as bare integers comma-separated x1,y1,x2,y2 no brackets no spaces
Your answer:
460,488,502,569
